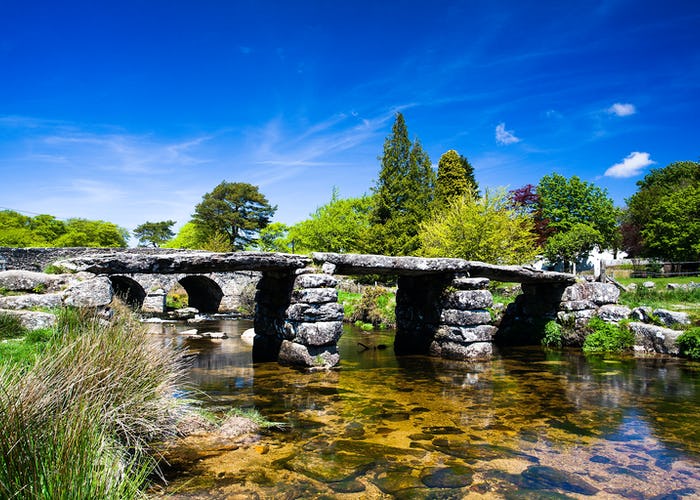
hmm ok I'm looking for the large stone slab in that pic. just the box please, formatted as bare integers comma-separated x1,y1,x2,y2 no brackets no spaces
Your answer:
56,251,311,274
62,276,113,307
312,252,575,283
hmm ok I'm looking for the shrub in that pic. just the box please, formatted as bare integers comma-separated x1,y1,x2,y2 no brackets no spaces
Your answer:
0,303,190,498
676,328,700,360
583,317,634,354
541,320,563,348
348,286,396,327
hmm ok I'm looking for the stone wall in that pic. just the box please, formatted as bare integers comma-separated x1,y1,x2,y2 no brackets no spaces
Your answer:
430,277,496,360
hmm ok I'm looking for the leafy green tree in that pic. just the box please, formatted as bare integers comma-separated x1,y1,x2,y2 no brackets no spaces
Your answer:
257,222,290,252
54,219,129,247
543,223,602,273
370,113,434,255
192,181,276,251
625,161,700,260
29,214,66,243
434,149,478,209
288,192,372,253
418,189,540,264
537,173,618,250
0,210,36,246
162,222,203,249
133,220,176,247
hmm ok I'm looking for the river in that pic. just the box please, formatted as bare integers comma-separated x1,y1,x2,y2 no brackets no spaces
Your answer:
150,319,700,499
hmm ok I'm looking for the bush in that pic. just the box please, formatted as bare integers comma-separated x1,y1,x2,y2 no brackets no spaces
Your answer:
583,317,634,354
348,286,396,327
541,320,563,348
0,303,190,498
676,328,700,360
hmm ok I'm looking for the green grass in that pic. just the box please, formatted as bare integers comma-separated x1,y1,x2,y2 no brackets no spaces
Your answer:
0,312,28,340
677,328,700,360
0,303,190,498
616,275,699,287
339,287,396,328
618,283,700,324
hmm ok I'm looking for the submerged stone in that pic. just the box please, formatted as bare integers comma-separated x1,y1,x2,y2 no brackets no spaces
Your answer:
421,466,473,488
520,466,598,496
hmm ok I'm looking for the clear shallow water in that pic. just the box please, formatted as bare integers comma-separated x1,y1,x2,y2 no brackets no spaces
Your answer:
151,320,700,499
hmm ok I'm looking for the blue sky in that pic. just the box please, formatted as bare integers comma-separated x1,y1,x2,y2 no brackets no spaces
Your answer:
1,1,698,243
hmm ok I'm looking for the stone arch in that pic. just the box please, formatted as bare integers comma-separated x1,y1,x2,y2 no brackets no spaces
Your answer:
109,275,147,309
178,275,224,313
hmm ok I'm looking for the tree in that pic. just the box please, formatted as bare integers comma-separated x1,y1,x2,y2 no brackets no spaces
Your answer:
133,220,176,247
625,161,700,260
29,214,66,243
162,222,203,249
418,189,540,264
257,222,290,253
433,150,478,209
54,219,129,247
0,210,37,246
288,192,372,254
192,181,276,251
508,184,552,247
536,173,618,250
370,113,434,255
543,223,603,273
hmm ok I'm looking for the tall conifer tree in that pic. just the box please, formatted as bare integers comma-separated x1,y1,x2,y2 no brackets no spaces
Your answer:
434,149,478,210
370,113,434,255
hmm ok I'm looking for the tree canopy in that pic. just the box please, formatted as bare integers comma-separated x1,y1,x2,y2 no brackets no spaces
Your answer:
0,210,128,248
370,113,434,255
536,173,618,249
192,181,276,251
288,191,372,254
433,150,478,209
418,189,540,264
625,160,700,260
133,220,176,247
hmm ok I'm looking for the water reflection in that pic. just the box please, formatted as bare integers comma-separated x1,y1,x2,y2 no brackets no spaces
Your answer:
154,321,700,498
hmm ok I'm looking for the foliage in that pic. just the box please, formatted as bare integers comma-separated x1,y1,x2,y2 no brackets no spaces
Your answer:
162,221,203,249
288,191,372,254
543,223,603,272
0,210,128,248
625,161,700,259
541,320,563,348
536,173,619,250
633,178,700,261
582,317,634,354
166,284,188,309
344,286,396,327
617,284,700,322
0,304,189,498
676,328,700,360
419,189,540,264
370,113,435,255
133,220,176,247
433,149,478,210
192,181,276,251
508,184,553,246
257,222,290,252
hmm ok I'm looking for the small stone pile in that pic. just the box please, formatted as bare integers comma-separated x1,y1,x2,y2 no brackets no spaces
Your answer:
279,270,344,369
557,282,621,330
429,276,496,360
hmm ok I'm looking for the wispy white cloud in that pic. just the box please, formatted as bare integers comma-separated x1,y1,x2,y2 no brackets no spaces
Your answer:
607,102,636,117
604,151,654,178
495,122,521,145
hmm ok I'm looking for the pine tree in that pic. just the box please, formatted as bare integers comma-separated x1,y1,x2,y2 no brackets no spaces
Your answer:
370,113,434,255
434,149,478,210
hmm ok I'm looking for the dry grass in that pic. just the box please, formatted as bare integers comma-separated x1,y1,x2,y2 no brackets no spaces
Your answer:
0,302,190,499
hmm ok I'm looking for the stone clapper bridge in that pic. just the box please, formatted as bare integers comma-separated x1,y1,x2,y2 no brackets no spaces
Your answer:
56,251,576,370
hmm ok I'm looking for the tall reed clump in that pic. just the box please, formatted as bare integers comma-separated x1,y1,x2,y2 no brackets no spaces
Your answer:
0,302,190,499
